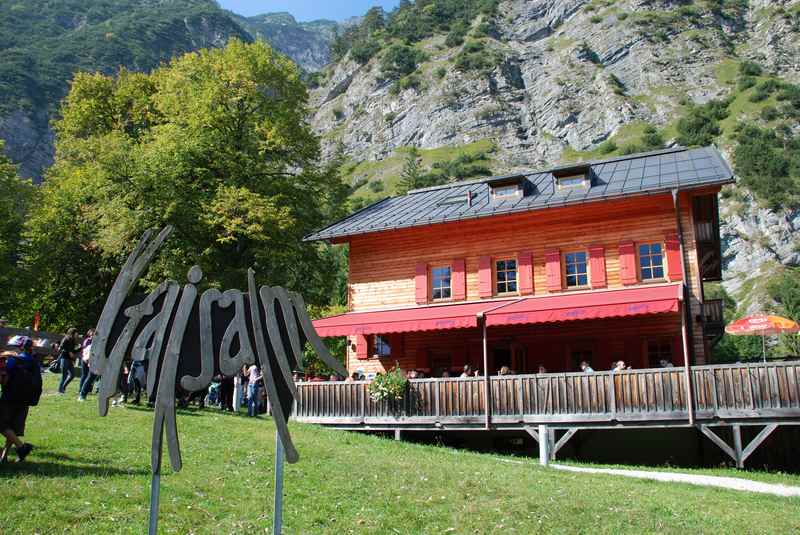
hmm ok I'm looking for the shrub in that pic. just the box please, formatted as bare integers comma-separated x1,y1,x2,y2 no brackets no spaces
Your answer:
577,41,601,64
590,15,603,23
749,79,781,102
332,107,345,121
367,365,408,402
350,38,381,64
734,123,800,210
368,180,385,193
384,111,396,123
760,105,779,121
597,140,617,154
435,66,447,79
445,22,467,47
676,99,730,146
739,60,763,77
617,12,629,20
380,44,427,80
737,76,756,91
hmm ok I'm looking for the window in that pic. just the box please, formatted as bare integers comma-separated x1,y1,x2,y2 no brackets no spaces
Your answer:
492,184,521,199
431,266,451,300
495,258,518,294
639,243,665,281
374,335,392,358
557,173,589,189
564,251,588,287
647,339,672,367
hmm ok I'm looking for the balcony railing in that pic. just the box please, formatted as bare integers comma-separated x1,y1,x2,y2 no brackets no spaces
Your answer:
291,361,800,428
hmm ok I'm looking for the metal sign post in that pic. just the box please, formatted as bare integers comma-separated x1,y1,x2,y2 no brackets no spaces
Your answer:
273,432,285,535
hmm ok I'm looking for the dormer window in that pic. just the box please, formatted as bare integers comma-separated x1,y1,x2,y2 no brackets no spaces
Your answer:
488,175,526,202
554,164,592,190
492,184,521,200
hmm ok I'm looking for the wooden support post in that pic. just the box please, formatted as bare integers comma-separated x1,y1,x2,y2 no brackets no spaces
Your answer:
482,317,491,430
524,426,539,443
741,423,778,464
699,425,736,462
672,189,695,425
552,429,578,461
394,429,402,441
732,424,743,469
538,424,549,466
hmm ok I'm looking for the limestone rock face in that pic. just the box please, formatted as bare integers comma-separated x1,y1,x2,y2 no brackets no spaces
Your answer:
309,0,742,172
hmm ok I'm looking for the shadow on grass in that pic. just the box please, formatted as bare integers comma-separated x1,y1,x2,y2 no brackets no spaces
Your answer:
0,459,149,478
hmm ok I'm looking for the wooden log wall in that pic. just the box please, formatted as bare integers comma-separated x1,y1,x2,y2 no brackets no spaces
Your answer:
343,190,715,373
292,361,800,426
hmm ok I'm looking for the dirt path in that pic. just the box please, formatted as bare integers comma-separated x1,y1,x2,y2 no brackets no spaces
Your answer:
551,464,800,498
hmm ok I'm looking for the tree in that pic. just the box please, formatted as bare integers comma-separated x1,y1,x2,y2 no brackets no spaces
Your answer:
767,268,800,357
0,142,35,322
397,147,424,194
18,40,348,330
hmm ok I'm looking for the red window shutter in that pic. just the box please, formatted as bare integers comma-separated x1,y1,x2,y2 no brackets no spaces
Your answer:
589,245,607,288
478,256,492,297
452,259,466,300
518,251,534,295
545,249,561,292
665,234,683,281
415,262,428,304
355,334,368,360
619,241,638,285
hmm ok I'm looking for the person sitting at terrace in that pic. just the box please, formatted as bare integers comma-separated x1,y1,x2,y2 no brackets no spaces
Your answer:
612,360,626,372
328,373,339,382
441,370,451,378
460,365,472,378
407,369,419,379
498,366,511,376
659,359,674,368
580,361,594,373
538,365,547,374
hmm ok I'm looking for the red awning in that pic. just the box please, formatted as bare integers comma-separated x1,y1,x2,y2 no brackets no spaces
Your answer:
312,300,509,337
484,284,682,327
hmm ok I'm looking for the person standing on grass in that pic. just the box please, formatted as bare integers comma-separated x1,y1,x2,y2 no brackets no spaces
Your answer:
0,338,40,462
77,329,97,401
57,328,79,394
246,364,262,417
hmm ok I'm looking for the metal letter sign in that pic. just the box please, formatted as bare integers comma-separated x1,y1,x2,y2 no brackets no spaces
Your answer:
90,227,346,533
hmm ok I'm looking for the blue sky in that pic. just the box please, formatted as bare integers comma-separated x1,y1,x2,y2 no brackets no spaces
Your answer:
218,0,401,21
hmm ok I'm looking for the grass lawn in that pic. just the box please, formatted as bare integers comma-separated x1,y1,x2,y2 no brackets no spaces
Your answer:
2,376,799,534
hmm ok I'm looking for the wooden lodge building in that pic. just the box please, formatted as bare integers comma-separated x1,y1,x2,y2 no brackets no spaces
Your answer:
301,146,800,469
308,146,728,377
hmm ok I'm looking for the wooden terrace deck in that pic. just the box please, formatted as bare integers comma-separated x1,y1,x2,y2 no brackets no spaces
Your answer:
291,361,800,467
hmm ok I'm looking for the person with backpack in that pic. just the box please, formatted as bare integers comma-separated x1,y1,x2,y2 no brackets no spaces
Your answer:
0,337,40,462
57,328,79,394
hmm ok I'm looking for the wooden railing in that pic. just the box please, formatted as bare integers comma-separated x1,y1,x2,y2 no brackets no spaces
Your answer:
292,361,800,427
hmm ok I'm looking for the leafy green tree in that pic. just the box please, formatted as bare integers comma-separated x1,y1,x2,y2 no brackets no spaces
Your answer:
734,124,800,210
18,40,348,330
380,44,426,81
0,142,35,322
767,268,800,356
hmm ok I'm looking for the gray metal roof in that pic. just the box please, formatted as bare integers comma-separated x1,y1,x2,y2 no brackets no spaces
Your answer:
305,146,734,242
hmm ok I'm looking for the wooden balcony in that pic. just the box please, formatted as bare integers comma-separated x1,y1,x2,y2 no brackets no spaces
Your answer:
292,361,800,430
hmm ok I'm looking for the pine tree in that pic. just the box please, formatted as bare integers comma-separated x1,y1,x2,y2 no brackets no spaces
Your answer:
397,147,424,194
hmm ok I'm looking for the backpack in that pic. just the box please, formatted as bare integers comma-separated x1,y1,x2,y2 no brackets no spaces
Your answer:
2,357,43,407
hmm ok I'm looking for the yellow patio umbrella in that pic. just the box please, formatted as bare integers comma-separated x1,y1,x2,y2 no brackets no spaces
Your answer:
725,314,800,362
